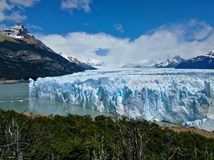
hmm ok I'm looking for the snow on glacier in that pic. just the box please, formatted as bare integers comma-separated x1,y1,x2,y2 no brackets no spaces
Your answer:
29,67,214,129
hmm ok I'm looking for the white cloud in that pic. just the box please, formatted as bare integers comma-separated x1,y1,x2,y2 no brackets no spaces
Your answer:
0,0,12,11
0,24,7,29
0,0,39,22
9,0,39,7
6,11,26,21
61,0,92,13
0,1,10,11
27,24,42,30
114,23,124,33
38,20,214,65
0,12,6,22
0,0,11,21
188,19,213,40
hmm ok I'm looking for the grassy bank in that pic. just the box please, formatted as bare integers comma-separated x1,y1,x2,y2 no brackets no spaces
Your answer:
0,110,213,160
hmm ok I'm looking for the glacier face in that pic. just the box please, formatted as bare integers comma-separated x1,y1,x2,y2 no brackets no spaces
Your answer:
29,67,214,128
184,119,214,132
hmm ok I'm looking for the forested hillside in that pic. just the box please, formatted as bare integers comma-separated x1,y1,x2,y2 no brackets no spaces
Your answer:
0,110,213,160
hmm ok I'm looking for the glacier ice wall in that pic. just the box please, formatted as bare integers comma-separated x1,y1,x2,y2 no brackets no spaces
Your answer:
29,68,214,125
185,119,214,131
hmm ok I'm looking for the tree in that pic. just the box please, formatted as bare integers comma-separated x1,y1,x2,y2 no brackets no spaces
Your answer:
116,118,152,160
0,111,40,160
160,131,183,160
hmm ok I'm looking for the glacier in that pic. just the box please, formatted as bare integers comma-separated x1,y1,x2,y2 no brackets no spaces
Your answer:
29,67,214,130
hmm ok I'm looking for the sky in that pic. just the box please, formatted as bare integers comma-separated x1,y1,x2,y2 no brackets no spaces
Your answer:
1,0,214,64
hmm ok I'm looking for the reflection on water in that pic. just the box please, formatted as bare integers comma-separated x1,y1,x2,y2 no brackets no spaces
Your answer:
28,98,112,117
0,83,112,118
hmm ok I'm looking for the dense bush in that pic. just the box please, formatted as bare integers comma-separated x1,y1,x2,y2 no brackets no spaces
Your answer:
0,110,213,160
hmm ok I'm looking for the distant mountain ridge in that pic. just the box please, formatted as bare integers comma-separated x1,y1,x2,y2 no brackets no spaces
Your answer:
176,51,214,69
151,55,186,68
85,58,104,66
0,24,95,80
121,55,186,69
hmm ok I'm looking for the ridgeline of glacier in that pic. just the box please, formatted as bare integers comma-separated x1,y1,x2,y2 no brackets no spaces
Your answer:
29,67,214,131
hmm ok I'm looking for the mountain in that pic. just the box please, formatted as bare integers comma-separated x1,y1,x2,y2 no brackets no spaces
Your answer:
0,23,95,80
120,56,185,69
68,56,95,70
57,53,95,70
176,51,214,69
85,58,105,66
151,55,186,68
121,63,149,68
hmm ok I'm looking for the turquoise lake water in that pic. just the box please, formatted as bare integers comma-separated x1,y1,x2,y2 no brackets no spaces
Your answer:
0,83,112,117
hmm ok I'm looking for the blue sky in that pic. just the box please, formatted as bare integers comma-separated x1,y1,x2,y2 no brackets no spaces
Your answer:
1,0,214,64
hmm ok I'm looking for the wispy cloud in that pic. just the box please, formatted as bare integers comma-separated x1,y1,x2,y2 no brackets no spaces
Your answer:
114,23,124,33
0,0,11,21
38,20,214,65
187,19,213,41
9,0,39,7
27,24,42,30
95,48,110,56
0,24,7,29
0,0,39,22
6,11,26,22
61,0,92,13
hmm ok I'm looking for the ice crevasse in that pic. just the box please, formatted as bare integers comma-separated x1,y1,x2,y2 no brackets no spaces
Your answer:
29,68,214,126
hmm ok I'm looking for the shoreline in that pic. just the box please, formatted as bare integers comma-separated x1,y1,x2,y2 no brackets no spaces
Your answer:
22,111,49,118
0,79,29,84
169,125,214,139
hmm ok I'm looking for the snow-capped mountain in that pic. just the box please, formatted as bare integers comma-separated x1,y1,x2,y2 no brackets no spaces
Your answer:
68,56,81,64
120,63,149,68
0,23,53,52
0,23,31,39
206,50,214,58
0,24,94,80
151,55,186,68
176,51,214,69
68,56,95,70
118,56,185,69
57,53,95,70
85,58,104,66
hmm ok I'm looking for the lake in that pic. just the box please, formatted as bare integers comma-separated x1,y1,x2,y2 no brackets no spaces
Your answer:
0,83,112,117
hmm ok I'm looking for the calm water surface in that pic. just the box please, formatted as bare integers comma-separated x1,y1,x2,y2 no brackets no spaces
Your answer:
0,83,112,117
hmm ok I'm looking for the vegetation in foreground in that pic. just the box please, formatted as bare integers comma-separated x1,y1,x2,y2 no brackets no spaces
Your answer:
0,110,213,160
